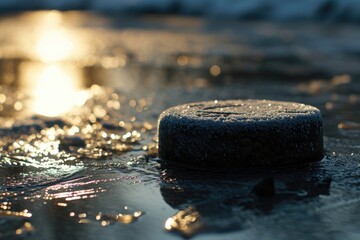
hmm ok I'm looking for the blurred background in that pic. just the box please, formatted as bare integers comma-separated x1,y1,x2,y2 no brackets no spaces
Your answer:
1,0,360,21
0,1,359,240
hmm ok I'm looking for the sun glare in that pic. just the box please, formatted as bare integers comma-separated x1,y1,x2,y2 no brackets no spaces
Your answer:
16,11,90,117
32,64,88,117
36,29,74,62
20,63,88,117
34,11,76,62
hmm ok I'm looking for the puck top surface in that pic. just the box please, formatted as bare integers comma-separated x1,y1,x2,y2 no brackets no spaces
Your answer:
161,99,321,123
158,99,323,169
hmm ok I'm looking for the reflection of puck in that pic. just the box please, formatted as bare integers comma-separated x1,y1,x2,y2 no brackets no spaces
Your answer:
157,100,323,169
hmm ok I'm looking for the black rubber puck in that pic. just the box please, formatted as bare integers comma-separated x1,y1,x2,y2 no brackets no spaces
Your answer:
157,99,323,169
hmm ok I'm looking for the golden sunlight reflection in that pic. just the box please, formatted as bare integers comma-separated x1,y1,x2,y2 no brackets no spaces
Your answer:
14,11,91,117
35,11,77,62
165,207,204,238
95,211,144,225
16,222,36,236
0,209,32,218
20,62,89,117
36,29,74,62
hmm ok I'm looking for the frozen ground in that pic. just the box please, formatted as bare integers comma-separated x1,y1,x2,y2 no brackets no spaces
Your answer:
0,11,359,240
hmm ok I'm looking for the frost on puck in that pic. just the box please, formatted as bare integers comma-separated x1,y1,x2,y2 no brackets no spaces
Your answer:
157,100,323,169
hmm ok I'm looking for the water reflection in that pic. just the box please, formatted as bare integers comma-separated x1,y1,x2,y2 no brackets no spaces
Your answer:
165,206,204,238
19,11,88,116
35,11,77,63
36,29,75,63
160,164,332,237
20,62,88,117
0,11,91,118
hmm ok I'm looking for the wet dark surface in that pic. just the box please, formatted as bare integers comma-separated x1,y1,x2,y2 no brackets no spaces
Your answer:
0,11,359,240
